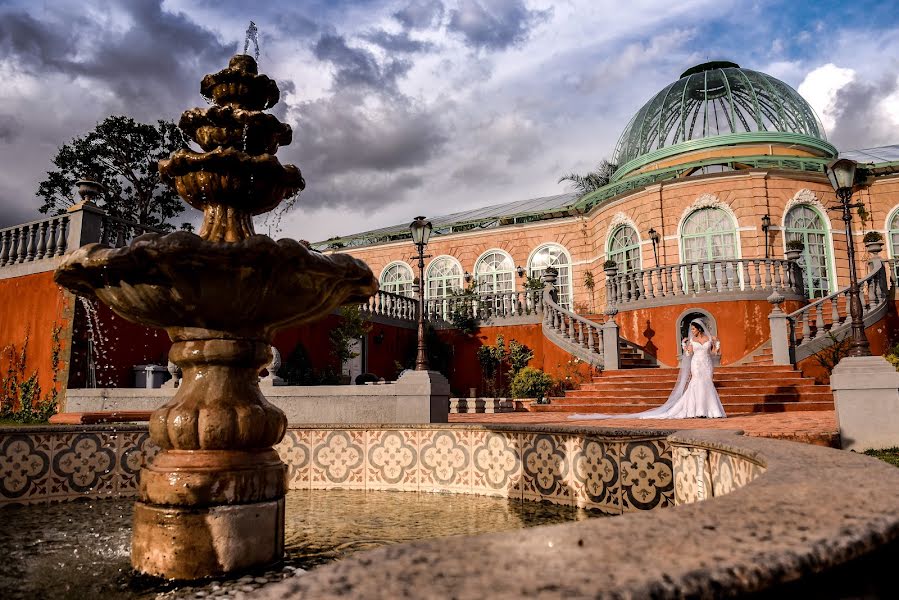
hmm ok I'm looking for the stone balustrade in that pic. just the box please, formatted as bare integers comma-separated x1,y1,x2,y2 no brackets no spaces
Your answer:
0,214,70,267
425,289,544,325
606,257,804,310
542,285,614,368
359,289,418,323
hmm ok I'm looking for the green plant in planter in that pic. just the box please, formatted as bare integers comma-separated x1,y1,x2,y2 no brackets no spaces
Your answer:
509,367,555,399
523,275,544,292
603,259,617,270
863,231,884,243
785,239,805,251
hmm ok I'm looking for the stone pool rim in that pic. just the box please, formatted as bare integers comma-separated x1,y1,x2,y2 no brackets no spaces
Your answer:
3,422,898,597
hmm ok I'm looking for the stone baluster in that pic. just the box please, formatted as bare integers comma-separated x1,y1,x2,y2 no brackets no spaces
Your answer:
830,297,839,327
8,228,21,264
801,309,811,344
35,221,48,259
56,217,69,255
20,224,33,262
0,230,10,266
587,325,594,352
576,321,584,346
47,219,60,258
763,259,772,290
750,260,760,290
567,313,575,339
683,264,693,295
813,303,825,339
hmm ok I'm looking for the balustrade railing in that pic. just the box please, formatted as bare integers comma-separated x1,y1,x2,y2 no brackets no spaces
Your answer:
542,286,606,364
99,215,165,248
782,261,889,362
359,290,418,322
425,289,544,323
0,215,70,267
607,258,804,308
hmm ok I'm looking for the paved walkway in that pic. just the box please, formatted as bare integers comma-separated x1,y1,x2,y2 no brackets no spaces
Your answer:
449,410,840,447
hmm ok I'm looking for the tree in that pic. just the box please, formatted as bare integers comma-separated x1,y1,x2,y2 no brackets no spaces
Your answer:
558,159,618,196
37,116,187,230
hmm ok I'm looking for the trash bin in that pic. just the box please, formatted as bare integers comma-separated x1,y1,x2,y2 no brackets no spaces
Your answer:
133,364,169,389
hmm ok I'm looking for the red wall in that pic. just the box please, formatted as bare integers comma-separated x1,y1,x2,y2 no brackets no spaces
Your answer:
614,299,805,366
0,272,70,409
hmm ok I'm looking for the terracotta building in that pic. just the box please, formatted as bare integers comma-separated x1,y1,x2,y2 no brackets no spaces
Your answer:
319,61,899,380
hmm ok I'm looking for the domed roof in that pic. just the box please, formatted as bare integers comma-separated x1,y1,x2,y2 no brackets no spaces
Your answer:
611,61,827,177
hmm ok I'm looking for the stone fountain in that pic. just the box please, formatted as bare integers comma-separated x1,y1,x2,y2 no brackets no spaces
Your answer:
54,55,378,579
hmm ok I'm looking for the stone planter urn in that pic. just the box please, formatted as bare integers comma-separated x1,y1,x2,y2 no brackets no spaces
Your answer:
785,246,804,261
865,240,884,255
603,264,618,278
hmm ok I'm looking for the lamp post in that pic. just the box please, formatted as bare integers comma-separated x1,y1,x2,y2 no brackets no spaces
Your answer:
825,158,871,357
648,227,661,265
410,216,433,370
761,214,771,259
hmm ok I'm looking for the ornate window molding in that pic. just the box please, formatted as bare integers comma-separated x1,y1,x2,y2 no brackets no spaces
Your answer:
677,194,738,236
782,189,831,231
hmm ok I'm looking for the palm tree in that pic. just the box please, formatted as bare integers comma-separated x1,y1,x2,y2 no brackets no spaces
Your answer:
558,159,617,196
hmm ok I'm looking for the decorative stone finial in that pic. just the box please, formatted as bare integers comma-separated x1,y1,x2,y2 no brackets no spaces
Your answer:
161,360,182,389
259,346,285,386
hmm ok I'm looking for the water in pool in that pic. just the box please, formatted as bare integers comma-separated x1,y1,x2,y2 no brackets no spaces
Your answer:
0,490,608,599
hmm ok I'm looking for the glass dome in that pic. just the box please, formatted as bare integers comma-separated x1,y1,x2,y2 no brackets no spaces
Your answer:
612,61,827,173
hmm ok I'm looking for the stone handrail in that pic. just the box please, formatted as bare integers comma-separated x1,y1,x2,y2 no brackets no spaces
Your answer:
425,289,544,324
542,285,611,367
359,290,418,322
607,258,804,310
776,260,890,363
0,214,70,267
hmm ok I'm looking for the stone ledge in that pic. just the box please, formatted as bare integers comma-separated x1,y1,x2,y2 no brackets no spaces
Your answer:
252,429,899,599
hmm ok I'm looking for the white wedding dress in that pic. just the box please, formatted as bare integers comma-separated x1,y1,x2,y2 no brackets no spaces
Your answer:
570,319,726,420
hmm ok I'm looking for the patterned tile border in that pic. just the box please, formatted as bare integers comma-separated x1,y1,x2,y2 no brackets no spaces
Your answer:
0,424,766,510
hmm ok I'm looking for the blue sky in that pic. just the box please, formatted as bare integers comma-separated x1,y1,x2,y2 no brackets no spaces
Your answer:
0,0,897,239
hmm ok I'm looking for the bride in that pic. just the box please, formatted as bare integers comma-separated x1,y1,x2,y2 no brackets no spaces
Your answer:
570,318,726,420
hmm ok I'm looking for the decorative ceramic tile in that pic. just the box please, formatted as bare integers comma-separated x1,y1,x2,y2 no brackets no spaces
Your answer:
276,430,312,491
673,446,711,505
471,430,522,498
620,439,674,512
749,462,765,482
367,430,418,491
709,452,736,497
0,434,52,500
732,457,760,490
48,432,117,498
521,433,573,505
309,430,366,489
419,429,470,493
571,436,621,514
117,431,159,494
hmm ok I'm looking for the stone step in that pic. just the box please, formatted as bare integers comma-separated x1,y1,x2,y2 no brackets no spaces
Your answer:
571,381,823,395
547,395,833,408
593,371,806,383
531,401,835,414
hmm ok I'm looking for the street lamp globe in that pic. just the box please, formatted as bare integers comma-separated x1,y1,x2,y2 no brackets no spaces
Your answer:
410,216,432,246
825,159,858,196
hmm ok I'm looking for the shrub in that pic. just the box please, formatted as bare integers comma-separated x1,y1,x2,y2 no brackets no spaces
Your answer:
785,239,805,251
602,259,617,269
885,343,899,372
863,231,884,243
509,367,555,399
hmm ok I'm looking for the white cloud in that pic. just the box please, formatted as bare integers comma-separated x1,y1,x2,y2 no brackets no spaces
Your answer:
798,63,856,133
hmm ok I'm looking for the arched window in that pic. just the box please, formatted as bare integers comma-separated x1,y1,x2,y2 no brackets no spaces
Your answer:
426,256,463,299
681,207,738,263
380,262,414,297
889,208,899,281
528,244,572,309
607,225,641,273
475,250,515,294
784,204,832,298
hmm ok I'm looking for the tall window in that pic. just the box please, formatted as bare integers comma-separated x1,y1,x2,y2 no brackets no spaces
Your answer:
681,207,738,263
426,256,463,299
380,262,414,297
528,244,572,309
785,204,832,298
475,250,515,294
889,208,899,282
607,225,641,273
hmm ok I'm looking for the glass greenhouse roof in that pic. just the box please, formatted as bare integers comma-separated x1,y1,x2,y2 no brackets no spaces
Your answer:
839,144,899,163
612,61,826,171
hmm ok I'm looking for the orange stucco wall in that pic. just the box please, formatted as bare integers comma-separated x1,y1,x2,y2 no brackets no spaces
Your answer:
614,299,805,366
0,271,70,409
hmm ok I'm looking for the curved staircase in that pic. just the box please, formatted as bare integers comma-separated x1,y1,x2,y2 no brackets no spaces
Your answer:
535,364,833,414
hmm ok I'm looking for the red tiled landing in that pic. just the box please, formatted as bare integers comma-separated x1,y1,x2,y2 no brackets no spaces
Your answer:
540,365,834,415
448,411,840,448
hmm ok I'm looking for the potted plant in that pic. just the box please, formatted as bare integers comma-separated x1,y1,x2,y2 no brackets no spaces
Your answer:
603,259,618,277
863,231,884,254
785,239,804,261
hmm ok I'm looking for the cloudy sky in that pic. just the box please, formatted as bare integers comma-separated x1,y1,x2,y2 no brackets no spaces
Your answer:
0,0,898,240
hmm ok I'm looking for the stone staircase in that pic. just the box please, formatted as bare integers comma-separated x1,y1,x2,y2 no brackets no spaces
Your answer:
535,364,833,414
618,341,659,369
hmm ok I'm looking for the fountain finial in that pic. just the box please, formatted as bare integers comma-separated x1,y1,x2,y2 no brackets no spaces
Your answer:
244,21,260,60
159,53,303,242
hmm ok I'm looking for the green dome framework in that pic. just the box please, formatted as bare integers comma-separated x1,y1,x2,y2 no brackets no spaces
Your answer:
611,61,830,180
